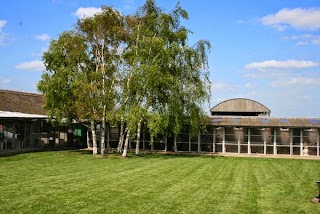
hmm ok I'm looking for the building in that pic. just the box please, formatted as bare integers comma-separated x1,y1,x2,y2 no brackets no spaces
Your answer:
204,98,319,157
1,89,319,158
0,89,85,152
124,98,320,158
173,98,319,157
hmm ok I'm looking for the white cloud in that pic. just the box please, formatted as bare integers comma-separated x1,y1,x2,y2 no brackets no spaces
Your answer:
0,77,11,84
15,60,45,71
0,33,7,46
0,20,8,46
272,77,320,87
287,34,320,46
35,33,50,41
261,8,320,31
212,81,254,93
0,20,7,32
73,7,102,19
245,60,319,70
122,0,136,12
212,98,227,104
211,81,230,91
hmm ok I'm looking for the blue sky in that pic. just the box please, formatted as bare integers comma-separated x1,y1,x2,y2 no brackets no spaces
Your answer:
1,0,320,117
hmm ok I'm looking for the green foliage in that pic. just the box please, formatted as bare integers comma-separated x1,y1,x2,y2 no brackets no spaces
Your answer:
122,0,211,142
38,7,124,126
38,31,89,124
38,1,211,151
146,112,169,144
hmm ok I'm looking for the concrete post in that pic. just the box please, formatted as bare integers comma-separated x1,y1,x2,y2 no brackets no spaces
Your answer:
238,130,241,154
189,132,191,152
300,129,303,157
273,128,277,155
248,128,251,154
213,128,216,153
222,127,226,154
264,129,267,155
317,129,319,157
290,129,293,156
198,130,201,153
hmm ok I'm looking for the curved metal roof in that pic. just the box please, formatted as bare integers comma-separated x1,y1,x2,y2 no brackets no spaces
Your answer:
210,98,271,113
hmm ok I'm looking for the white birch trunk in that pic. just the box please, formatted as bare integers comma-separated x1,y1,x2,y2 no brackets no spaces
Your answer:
117,117,125,153
135,119,142,155
174,133,177,152
91,121,98,155
100,114,106,157
106,123,110,152
122,129,130,157
86,130,91,148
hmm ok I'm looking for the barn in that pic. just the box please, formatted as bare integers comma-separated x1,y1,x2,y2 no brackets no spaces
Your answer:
146,98,319,158
1,89,319,158
206,98,320,157
0,89,85,152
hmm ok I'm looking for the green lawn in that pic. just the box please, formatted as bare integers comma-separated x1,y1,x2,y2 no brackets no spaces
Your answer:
0,151,319,214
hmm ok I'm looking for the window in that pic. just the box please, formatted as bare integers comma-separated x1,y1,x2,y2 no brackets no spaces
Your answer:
74,129,82,137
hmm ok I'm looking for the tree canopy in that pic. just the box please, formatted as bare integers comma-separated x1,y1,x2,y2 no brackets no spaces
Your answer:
38,0,211,157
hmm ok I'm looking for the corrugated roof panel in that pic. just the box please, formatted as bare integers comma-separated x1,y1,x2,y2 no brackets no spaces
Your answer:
260,118,270,123
213,118,222,122
0,89,46,115
279,118,289,123
309,119,320,124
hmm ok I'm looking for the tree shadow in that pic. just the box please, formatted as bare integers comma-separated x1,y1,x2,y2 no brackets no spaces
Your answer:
0,147,74,158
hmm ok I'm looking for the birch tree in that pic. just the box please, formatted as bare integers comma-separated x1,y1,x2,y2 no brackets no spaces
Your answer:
38,31,101,154
39,7,124,156
76,7,124,156
120,0,211,156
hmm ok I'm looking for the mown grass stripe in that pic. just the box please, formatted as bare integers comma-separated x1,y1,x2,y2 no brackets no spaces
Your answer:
0,151,319,213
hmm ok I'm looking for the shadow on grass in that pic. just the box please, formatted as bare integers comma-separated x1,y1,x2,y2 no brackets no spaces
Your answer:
0,147,78,158
71,149,218,160
139,152,218,159
1,147,218,160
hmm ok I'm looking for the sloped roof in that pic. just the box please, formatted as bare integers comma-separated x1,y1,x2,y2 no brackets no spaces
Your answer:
210,98,271,113
0,89,47,115
209,116,320,128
